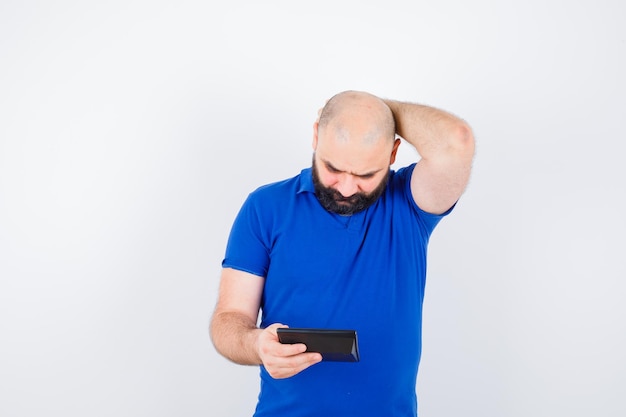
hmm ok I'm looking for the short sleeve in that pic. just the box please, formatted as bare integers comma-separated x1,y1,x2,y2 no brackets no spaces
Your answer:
396,163,455,237
222,193,270,278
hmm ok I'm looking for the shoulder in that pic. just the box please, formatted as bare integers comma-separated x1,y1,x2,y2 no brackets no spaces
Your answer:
247,169,309,203
389,164,415,185
386,163,453,230
386,163,416,199
241,169,311,220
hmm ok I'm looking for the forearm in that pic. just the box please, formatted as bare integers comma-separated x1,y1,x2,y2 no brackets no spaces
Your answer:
210,310,263,365
384,99,474,160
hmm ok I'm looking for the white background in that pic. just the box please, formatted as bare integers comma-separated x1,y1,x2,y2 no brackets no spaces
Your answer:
1,1,625,416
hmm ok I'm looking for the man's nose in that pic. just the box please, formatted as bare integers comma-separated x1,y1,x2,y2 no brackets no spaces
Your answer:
336,175,358,197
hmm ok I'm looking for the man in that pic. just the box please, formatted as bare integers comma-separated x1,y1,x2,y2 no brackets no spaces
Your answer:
210,91,474,416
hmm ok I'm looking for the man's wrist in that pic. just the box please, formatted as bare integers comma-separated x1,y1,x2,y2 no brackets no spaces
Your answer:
249,327,264,365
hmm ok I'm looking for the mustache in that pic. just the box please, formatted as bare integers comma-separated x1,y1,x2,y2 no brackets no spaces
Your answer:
316,184,372,214
330,190,366,204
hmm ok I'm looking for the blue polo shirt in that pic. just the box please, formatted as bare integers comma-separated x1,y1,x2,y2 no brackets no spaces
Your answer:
222,163,451,417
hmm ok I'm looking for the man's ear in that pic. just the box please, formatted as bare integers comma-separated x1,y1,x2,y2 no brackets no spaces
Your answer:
312,121,319,150
389,137,401,165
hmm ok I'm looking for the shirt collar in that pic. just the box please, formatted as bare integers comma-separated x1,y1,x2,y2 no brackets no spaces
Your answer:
297,168,315,194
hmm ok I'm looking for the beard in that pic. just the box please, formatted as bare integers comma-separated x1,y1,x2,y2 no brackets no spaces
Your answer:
312,157,389,216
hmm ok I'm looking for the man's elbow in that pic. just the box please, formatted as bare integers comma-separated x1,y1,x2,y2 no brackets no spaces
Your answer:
209,310,232,354
209,312,220,350
452,122,475,159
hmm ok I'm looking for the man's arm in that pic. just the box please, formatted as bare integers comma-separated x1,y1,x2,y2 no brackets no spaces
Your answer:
210,267,322,378
384,100,475,214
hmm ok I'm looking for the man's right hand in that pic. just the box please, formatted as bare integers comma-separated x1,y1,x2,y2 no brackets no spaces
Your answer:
256,323,323,379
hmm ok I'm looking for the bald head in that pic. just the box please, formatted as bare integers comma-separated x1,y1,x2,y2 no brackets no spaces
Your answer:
312,91,401,208
317,91,396,146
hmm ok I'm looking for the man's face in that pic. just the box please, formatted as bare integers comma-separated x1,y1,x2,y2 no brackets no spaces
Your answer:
311,97,399,215
312,156,390,215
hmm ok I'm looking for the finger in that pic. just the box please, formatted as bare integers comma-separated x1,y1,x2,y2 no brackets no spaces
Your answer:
284,353,322,377
268,352,323,379
275,351,320,369
259,333,305,362
266,323,288,333
276,342,308,357
260,323,287,345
